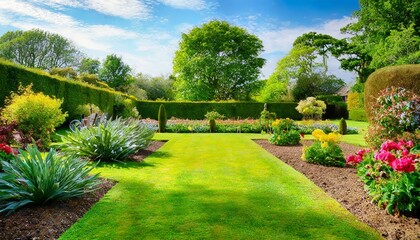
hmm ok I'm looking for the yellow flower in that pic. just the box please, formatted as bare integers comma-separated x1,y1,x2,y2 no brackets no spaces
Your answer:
327,132,341,143
321,141,329,148
311,129,326,141
188,126,193,132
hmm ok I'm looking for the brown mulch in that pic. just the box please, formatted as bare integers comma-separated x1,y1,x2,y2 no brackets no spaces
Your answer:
0,141,165,240
255,139,420,240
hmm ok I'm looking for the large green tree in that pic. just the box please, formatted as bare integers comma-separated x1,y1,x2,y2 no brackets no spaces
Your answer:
130,73,174,100
292,73,345,101
99,54,132,90
0,29,82,70
79,57,101,74
173,20,265,101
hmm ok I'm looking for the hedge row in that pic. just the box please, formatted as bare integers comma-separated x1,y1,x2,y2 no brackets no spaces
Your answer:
349,109,367,121
0,59,117,120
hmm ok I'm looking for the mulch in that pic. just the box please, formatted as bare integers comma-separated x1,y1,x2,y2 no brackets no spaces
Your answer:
255,139,420,240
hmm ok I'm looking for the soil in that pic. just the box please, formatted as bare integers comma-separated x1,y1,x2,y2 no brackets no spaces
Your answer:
255,139,420,240
0,141,165,240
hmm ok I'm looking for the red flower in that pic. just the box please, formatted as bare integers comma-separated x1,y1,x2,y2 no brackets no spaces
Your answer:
380,141,400,151
391,156,415,173
300,132,305,138
0,143,13,155
375,150,396,164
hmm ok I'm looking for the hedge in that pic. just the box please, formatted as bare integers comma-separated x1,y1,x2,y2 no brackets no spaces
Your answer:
323,102,348,120
364,64,420,120
349,109,367,121
0,59,117,120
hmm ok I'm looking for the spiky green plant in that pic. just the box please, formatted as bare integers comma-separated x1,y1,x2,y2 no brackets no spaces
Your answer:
58,117,154,162
0,145,99,215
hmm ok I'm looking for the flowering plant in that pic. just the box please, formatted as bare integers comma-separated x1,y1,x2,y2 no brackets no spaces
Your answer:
348,140,419,215
0,143,16,171
269,118,301,146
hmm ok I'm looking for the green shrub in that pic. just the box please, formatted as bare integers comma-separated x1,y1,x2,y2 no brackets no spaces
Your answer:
364,64,420,120
347,92,364,110
1,85,67,147
209,119,216,133
269,130,301,146
349,109,367,121
295,97,326,120
302,129,345,167
57,118,154,162
0,145,99,215
158,104,167,133
316,95,343,104
113,95,139,119
338,118,347,135
75,103,102,116
323,102,348,120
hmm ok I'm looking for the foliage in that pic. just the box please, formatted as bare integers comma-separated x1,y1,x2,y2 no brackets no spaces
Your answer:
302,129,345,167
338,118,347,135
49,67,77,79
173,20,265,101
366,87,420,148
259,107,276,133
349,140,419,215
347,92,364,110
75,104,102,117
269,118,301,146
0,143,15,171
0,59,116,119
364,64,420,120
292,72,345,101
113,95,139,119
209,119,216,133
158,104,167,133
130,73,174,100
316,95,343,104
78,57,101,75
0,120,17,144
77,73,114,90
1,85,67,147
58,118,154,162
0,29,82,70
204,111,225,120
0,145,99,215
99,54,132,91
349,109,367,122
295,97,326,120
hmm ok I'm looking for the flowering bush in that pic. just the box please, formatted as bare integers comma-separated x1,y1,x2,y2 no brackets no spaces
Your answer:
295,97,326,120
269,118,301,146
302,129,345,167
366,87,420,148
348,140,420,215
0,143,16,171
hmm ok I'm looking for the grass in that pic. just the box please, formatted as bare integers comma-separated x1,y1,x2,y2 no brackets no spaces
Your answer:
60,134,380,239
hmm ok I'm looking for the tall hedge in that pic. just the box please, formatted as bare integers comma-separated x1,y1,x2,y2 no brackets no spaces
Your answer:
364,64,420,120
0,59,116,120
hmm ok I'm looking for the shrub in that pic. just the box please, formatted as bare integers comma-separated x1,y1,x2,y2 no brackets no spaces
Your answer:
347,92,364,110
338,118,347,135
269,129,301,146
302,129,345,167
323,102,348,120
58,118,154,162
0,120,17,144
1,85,68,147
366,87,420,148
349,140,419,215
158,104,167,133
349,109,367,121
113,95,139,119
75,103,102,117
0,145,99,215
205,111,224,133
259,105,276,133
364,64,420,120
295,97,326,120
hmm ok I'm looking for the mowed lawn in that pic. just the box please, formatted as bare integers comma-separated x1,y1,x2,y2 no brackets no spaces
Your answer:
60,134,381,240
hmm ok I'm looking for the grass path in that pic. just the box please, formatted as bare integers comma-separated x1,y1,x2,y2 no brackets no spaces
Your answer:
60,134,380,240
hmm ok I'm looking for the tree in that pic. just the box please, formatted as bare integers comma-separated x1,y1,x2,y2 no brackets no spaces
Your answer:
173,20,265,101
292,73,345,101
0,29,82,70
79,57,101,74
130,73,174,100
99,54,132,90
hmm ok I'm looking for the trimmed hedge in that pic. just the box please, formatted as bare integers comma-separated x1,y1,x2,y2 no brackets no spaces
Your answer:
136,101,303,120
317,95,343,104
323,102,348,120
364,64,420,120
349,109,367,121
0,59,117,119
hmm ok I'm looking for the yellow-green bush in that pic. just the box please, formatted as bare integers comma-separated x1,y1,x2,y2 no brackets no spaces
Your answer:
113,95,139,118
75,103,102,116
1,85,67,146
347,92,364,110
364,64,420,120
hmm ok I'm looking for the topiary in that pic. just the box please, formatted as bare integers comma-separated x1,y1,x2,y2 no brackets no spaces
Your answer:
209,119,216,133
338,118,347,135
158,104,167,133
364,64,420,121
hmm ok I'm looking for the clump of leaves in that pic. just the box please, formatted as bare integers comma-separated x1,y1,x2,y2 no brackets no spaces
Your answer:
0,145,99,215
57,117,154,162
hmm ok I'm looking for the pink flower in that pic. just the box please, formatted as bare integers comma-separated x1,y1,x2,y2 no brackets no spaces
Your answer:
0,143,13,155
375,150,396,164
380,141,400,151
406,140,414,149
391,157,415,173
346,154,363,166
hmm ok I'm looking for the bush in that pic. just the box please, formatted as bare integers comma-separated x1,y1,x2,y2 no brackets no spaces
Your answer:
316,95,343,104
0,145,99,215
323,102,348,120
349,109,367,121
366,87,420,148
269,130,301,146
295,97,326,120
75,103,102,117
364,64,420,120
302,129,345,167
348,140,419,215
0,120,17,144
58,118,154,162
347,92,364,110
338,118,347,135
158,104,167,133
1,85,68,147
113,95,139,119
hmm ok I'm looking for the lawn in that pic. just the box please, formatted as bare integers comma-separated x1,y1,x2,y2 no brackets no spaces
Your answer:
60,134,380,239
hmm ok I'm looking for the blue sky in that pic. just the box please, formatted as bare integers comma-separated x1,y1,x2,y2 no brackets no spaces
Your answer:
0,0,360,82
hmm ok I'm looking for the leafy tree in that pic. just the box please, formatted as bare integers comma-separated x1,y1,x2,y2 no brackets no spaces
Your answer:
130,73,174,100
0,29,82,70
292,73,345,101
99,54,132,90
173,20,265,101
79,57,101,74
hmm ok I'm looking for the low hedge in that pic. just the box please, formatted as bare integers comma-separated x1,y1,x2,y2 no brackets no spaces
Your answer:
0,59,117,119
349,109,367,121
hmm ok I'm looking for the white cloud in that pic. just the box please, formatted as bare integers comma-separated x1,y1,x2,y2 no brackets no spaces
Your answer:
84,0,151,19
159,0,210,10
